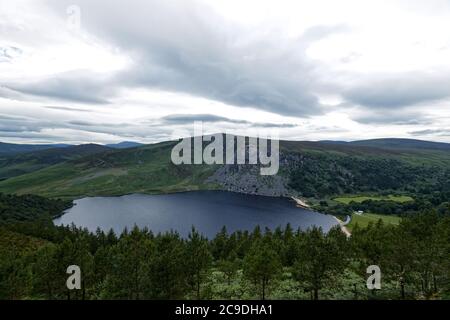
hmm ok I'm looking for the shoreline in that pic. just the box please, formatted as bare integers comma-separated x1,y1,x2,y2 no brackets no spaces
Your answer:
333,216,352,237
291,196,311,209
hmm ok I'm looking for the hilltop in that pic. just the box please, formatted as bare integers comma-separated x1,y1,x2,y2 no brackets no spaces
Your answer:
0,142,69,155
320,138,450,151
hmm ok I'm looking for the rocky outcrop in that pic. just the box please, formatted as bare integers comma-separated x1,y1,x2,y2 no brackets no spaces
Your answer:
206,164,291,196
205,151,304,197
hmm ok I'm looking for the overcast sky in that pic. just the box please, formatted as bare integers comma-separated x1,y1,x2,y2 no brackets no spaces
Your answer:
1,0,450,144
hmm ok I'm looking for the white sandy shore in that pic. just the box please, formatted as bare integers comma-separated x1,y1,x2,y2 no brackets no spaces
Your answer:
333,216,352,237
291,196,310,208
291,196,350,237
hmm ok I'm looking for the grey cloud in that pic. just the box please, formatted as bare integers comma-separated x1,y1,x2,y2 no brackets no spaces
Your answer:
0,114,29,121
252,122,297,128
344,71,450,108
409,129,450,136
0,131,62,140
0,110,173,142
0,122,51,134
353,111,433,125
0,85,28,100
42,0,347,116
64,119,176,139
160,113,297,128
4,70,114,104
0,113,51,133
0,46,22,62
45,106,94,112
67,120,129,128
67,120,96,126
161,114,249,124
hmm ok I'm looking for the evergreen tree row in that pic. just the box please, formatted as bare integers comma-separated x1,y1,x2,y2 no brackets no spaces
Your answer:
1,212,449,300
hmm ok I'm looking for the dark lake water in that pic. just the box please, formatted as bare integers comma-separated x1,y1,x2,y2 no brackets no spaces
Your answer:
54,191,338,238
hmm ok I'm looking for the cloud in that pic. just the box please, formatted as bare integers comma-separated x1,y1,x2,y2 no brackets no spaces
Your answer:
252,122,297,128
161,114,248,124
343,71,450,108
0,110,174,142
40,0,348,116
0,131,61,140
67,120,128,128
409,129,450,136
352,110,433,125
160,113,297,128
45,106,94,112
1,0,450,143
0,46,22,62
0,122,48,134
4,70,114,104
0,114,29,121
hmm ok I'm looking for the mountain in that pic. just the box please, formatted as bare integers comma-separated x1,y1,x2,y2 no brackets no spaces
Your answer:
0,136,448,199
0,142,70,155
106,141,144,149
0,140,213,198
0,144,113,180
320,138,450,151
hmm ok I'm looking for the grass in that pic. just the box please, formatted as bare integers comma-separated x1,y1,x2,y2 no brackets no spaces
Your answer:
333,194,413,204
346,213,402,231
0,141,218,199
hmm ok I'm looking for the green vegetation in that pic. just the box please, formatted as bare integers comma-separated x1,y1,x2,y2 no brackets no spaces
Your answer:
0,144,111,180
288,152,449,198
0,228,48,257
333,195,413,204
0,193,72,223
346,213,401,231
0,141,218,199
0,212,449,300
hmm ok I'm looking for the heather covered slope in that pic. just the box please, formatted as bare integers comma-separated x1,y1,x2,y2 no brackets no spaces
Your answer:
0,144,113,180
0,140,217,198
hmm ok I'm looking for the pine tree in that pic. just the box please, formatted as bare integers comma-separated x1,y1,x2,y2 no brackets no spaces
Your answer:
243,238,281,300
293,227,347,300
32,244,58,299
186,227,212,299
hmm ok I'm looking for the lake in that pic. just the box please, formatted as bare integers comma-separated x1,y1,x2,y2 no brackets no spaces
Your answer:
54,191,338,238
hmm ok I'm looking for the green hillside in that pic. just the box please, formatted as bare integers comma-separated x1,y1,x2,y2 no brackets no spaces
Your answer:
0,142,69,155
0,140,217,199
0,193,72,223
0,137,448,200
320,138,450,151
0,144,112,180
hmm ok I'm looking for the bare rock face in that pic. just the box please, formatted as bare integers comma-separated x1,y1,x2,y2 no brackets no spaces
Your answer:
206,165,288,197
206,162,291,197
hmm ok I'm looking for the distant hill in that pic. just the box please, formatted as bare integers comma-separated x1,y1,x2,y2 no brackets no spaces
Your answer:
0,142,70,155
320,138,450,151
0,144,112,180
0,136,448,199
106,141,144,149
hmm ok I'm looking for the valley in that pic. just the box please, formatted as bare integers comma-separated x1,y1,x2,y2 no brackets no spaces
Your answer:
0,137,449,300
